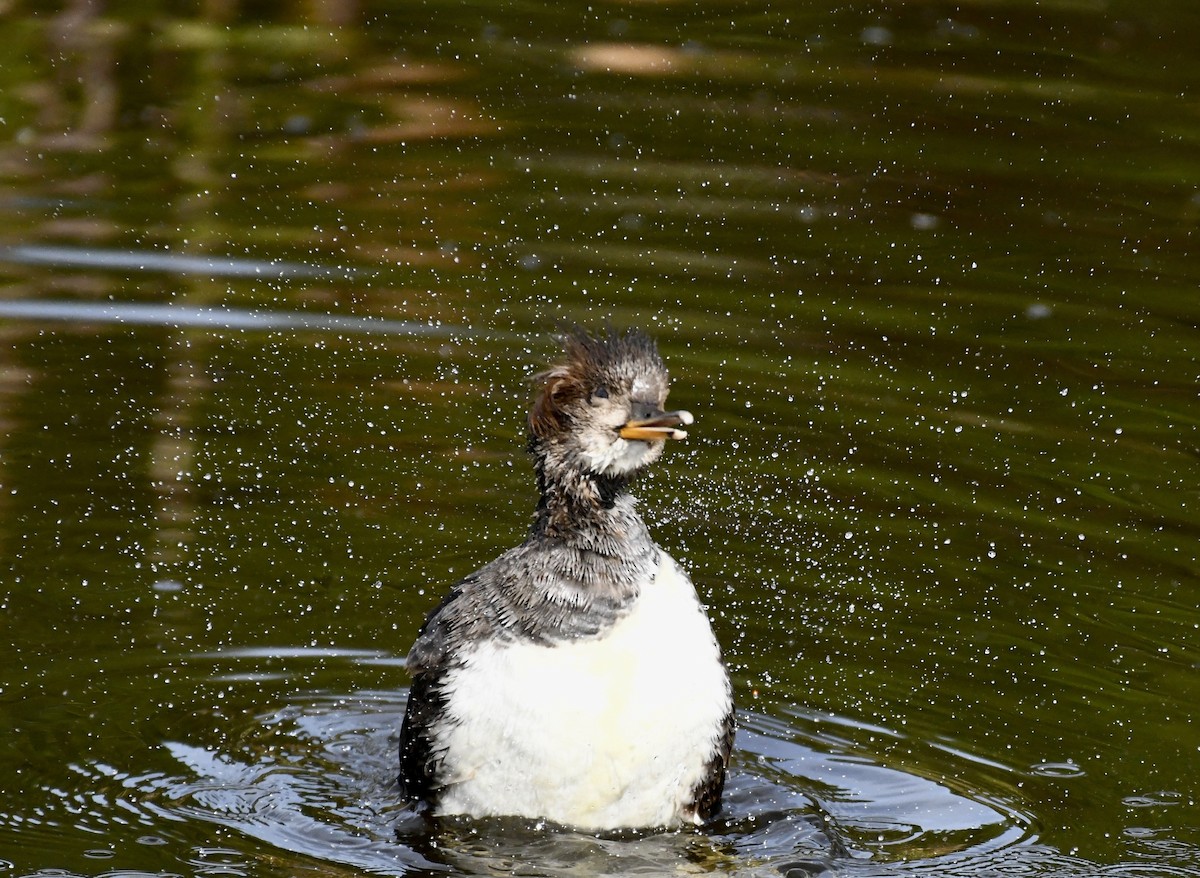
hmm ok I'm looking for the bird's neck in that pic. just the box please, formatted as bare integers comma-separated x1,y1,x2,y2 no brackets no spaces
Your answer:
530,444,656,563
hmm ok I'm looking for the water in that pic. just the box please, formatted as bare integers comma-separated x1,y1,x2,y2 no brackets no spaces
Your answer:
2,1,1199,876
19,650,1028,877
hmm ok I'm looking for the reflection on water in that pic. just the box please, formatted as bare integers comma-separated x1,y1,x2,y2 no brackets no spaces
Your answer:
0,296,482,337
0,245,366,280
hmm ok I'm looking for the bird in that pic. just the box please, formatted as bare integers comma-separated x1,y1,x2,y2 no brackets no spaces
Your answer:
397,326,734,832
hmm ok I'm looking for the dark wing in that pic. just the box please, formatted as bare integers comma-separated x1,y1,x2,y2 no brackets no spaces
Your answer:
397,581,466,805
397,663,449,803
689,706,736,820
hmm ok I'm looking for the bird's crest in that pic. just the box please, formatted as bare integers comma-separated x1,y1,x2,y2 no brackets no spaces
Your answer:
528,326,664,441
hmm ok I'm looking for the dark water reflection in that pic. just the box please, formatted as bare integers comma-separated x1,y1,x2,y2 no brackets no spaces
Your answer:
2,1,1199,876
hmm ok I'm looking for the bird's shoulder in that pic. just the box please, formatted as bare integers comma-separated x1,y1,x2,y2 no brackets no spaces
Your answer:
404,540,655,674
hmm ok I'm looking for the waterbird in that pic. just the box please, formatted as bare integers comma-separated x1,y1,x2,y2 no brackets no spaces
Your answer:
397,326,734,831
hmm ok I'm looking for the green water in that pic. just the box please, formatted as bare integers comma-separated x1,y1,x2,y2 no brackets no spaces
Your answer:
1,2,1198,876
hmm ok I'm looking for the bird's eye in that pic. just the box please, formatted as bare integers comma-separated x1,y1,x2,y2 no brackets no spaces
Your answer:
593,386,610,400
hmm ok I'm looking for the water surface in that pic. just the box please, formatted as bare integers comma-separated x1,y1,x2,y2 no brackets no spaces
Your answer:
1,2,1198,876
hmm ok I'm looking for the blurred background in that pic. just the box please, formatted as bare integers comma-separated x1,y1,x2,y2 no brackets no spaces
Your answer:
1,1,1198,876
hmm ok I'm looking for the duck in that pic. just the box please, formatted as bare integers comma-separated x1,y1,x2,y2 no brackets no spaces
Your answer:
397,326,734,831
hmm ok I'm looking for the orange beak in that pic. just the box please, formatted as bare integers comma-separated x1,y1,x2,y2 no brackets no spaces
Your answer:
618,410,694,442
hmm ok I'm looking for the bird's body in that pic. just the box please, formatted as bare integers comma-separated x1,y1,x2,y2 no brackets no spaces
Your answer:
398,328,733,831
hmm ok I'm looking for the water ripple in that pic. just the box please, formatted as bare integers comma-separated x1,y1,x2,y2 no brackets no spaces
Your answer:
0,244,364,280
0,298,483,339
136,694,1038,876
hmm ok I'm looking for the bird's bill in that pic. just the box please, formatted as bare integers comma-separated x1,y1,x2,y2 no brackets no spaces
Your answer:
619,410,694,441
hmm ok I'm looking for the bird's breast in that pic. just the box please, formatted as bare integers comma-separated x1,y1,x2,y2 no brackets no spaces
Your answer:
431,549,731,830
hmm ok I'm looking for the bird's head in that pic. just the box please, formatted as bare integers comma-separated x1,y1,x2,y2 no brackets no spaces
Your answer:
529,327,692,481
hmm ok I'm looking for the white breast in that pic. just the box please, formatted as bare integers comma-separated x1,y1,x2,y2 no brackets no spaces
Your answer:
432,549,731,830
